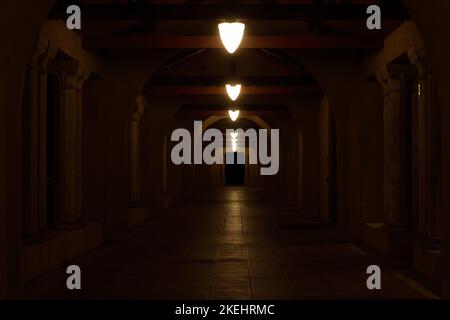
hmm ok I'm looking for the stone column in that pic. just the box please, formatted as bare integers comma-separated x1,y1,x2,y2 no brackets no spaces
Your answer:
75,67,91,225
129,95,146,206
22,37,47,242
36,43,58,235
376,64,417,230
408,44,440,241
49,61,87,228
23,38,58,242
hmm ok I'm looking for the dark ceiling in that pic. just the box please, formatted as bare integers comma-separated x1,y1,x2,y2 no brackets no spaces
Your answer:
47,0,410,115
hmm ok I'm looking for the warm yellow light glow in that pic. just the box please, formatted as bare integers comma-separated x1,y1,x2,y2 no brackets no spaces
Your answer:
218,22,245,54
228,110,240,122
231,132,238,152
226,84,242,101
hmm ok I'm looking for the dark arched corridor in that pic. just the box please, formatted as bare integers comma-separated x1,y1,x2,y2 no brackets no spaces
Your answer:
1,0,450,301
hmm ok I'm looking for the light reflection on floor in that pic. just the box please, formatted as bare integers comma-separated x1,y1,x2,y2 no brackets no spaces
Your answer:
22,187,434,300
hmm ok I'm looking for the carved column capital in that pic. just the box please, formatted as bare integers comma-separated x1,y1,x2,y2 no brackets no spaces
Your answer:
76,66,91,91
375,66,391,95
377,64,417,94
408,42,431,79
49,60,84,90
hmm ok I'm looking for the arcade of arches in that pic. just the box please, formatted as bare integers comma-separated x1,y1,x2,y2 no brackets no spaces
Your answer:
1,1,450,299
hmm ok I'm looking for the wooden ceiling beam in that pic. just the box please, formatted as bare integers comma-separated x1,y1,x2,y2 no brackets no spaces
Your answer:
176,109,287,117
147,76,315,86
84,35,382,49
178,104,289,115
145,85,322,96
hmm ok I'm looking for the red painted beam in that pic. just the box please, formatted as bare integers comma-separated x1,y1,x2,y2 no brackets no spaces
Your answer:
145,85,322,95
84,35,382,50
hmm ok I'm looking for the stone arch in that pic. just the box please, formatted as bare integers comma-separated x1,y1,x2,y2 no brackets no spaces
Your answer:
0,0,56,298
162,114,274,196
399,0,450,298
284,51,383,237
161,108,302,205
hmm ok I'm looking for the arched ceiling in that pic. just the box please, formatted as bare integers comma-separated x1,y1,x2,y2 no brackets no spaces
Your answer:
145,48,321,97
49,1,409,51
48,0,410,96
48,0,411,117
176,103,290,121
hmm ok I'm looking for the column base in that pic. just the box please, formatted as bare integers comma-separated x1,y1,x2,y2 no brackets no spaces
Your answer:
20,221,105,285
363,222,413,255
22,229,52,244
22,233,43,245
413,237,442,284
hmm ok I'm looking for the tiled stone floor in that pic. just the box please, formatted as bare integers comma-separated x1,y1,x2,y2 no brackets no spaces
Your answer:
21,187,437,299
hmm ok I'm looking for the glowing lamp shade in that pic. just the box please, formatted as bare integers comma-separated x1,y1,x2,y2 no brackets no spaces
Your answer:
226,84,241,101
218,22,245,54
231,132,238,152
228,110,240,122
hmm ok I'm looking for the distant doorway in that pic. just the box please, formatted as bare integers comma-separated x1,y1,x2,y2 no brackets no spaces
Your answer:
225,152,245,185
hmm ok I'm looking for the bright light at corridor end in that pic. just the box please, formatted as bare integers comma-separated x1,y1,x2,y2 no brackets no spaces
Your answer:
218,22,245,54
231,132,238,152
228,110,240,122
226,84,242,101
